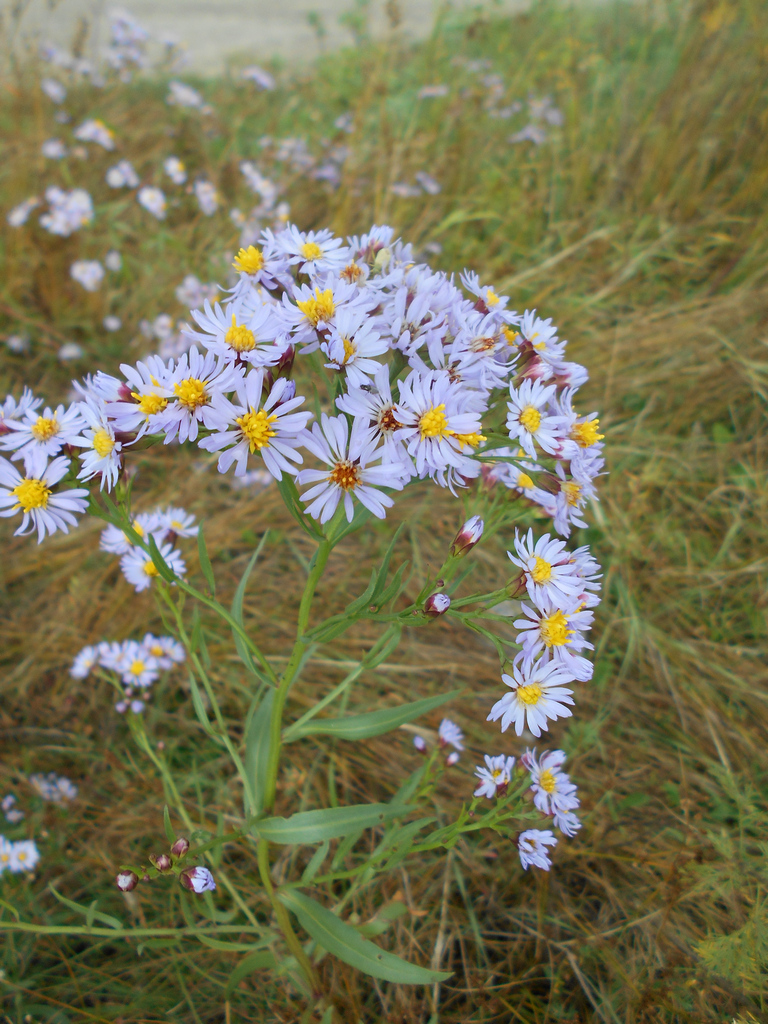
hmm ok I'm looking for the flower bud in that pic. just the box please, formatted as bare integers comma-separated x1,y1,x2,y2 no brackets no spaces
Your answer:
170,836,190,858
150,853,172,872
424,592,450,617
413,735,427,753
446,751,460,766
116,870,138,892
505,571,528,599
451,515,484,557
179,866,217,894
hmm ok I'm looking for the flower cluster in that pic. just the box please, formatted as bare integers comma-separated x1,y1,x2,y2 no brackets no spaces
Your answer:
99,505,197,592
72,633,185,713
0,837,40,874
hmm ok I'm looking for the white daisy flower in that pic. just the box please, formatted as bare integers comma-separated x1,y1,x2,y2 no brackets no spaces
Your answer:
140,634,185,669
553,809,581,836
524,748,579,816
200,370,311,480
120,542,186,592
157,506,198,539
164,156,187,185
97,640,130,673
187,300,285,366
397,369,486,486
473,754,515,798
100,510,164,555
283,277,370,349
105,159,140,188
105,356,175,438
7,839,41,873
0,837,13,873
76,400,123,491
39,187,93,236
70,260,105,292
514,597,594,682
41,138,67,159
230,237,290,293
74,118,115,149
7,196,40,227
167,80,205,109
2,795,23,823
0,401,86,474
70,643,100,678
507,529,584,610
549,454,603,538
0,455,88,543
297,414,407,524
506,379,563,459
518,829,557,871
118,641,160,687
138,186,167,219
41,78,66,103
180,865,216,893
460,270,514,318
321,307,389,387
194,180,219,216
518,310,567,372
335,363,411,469
278,224,349,275
487,661,575,737
157,347,242,444
0,389,42,436
554,388,604,458
105,249,122,271
438,718,464,750
28,772,78,803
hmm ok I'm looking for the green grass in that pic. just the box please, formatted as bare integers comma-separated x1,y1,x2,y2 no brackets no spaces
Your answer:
1,0,767,1020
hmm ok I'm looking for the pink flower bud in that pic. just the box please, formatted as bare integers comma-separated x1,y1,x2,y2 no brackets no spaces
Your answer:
424,592,451,617
150,853,172,872
170,836,190,858
451,515,484,557
446,751,460,766
179,866,216,894
116,870,138,892
413,735,427,753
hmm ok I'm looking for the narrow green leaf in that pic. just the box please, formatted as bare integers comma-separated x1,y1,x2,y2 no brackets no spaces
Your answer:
279,890,452,984
300,840,330,884
196,933,276,953
252,803,410,845
244,689,274,816
358,901,408,938
197,526,216,596
147,535,176,582
374,561,410,608
85,900,97,930
276,475,322,537
163,805,175,844
285,690,461,742
231,539,269,680
370,522,405,604
48,886,122,930
225,951,277,997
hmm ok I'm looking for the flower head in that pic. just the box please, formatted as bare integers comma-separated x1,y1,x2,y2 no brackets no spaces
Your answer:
518,829,557,871
488,661,575,737
179,866,216,893
0,455,88,543
474,754,515,798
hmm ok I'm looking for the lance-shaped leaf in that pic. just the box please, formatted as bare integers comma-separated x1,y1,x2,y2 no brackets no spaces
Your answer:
231,539,269,681
251,803,410,845
197,525,216,596
279,890,452,984
284,689,461,742
244,689,274,816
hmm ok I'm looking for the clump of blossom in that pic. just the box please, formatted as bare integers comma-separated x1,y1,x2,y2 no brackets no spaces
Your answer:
438,719,464,751
41,139,67,160
41,78,67,103
105,9,149,75
0,837,41,874
164,156,187,185
167,81,206,109
106,160,140,188
242,65,275,90
1,796,24,824
138,186,167,219
74,119,116,150
474,754,515,799
71,632,185,713
39,187,93,236
518,829,557,870
175,275,218,310
7,197,40,227
193,180,219,216
103,316,122,331
71,260,105,291
28,773,78,803
95,503,196,591
105,250,122,271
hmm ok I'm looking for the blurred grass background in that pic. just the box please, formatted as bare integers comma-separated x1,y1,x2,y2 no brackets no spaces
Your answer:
1,0,767,1020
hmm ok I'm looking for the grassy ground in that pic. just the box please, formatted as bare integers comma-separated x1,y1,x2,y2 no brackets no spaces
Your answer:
1,0,767,1020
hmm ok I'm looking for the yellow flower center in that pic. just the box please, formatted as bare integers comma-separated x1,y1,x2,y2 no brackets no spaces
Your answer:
296,288,335,327
144,561,159,577
93,429,115,457
539,768,557,794
503,326,520,346
341,262,364,282
563,481,582,506
329,459,361,491
130,659,146,677
491,768,503,779
341,337,356,364
300,241,323,261
517,472,534,489
449,430,486,449
31,416,59,441
531,556,552,583
17,850,26,862
470,335,497,353
540,610,572,647
517,683,543,706
519,405,541,433
132,391,168,417
173,378,208,410
485,289,499,307
225,314,257,352
570,419,604,448
378,407,402,433
150,644,164,657
236,407,278,452
232,245,265,275
0,853,9,863
419,404,449,439
12,478,50,512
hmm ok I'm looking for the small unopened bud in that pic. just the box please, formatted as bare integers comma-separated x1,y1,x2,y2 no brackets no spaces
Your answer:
116,870,138,892
150,853,172,872
424,592,450,617
451,515,484,557
275,345,296,377
506,571,528,599
179,866,217,894
446,751,460,766
170,836,190,858
413,735,427,753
